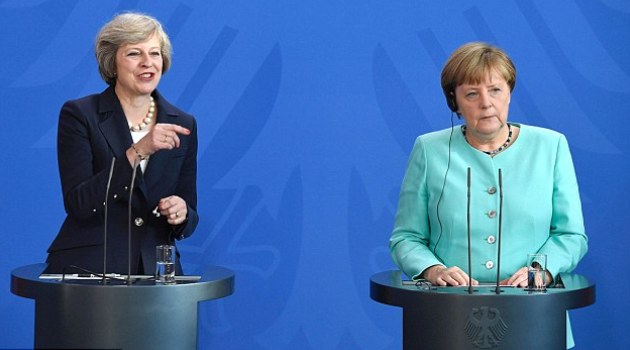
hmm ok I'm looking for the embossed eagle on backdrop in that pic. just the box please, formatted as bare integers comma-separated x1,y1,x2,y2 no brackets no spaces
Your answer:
464,306,508,349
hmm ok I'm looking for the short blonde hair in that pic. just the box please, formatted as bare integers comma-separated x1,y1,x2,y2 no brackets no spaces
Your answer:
441,42,516,112
95,12,172,85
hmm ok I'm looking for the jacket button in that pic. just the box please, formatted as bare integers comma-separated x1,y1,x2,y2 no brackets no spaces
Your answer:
487,210,497,218
134,217,144,226
487,186,497,194
113,194,118,199
485,260,494,269
487,235,496,244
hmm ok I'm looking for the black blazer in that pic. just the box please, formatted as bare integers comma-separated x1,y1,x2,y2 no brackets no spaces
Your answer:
45,86,199,275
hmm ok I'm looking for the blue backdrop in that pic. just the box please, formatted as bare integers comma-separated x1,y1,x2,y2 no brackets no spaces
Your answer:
1,1,628,349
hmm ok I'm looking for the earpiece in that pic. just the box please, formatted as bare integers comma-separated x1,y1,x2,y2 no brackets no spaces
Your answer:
449,97,457,112
447,91,458,114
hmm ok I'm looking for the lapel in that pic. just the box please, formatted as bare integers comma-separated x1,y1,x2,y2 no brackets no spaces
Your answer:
95,88,182,202
96,86,150,199
97,86,134,160
143,91,182,193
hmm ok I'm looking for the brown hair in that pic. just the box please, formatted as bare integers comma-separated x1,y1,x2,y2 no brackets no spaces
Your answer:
441,42,516,112
95,12,172,85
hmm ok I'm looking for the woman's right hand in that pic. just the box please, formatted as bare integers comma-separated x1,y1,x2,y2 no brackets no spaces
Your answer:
423,265,479,286
127,123,190,164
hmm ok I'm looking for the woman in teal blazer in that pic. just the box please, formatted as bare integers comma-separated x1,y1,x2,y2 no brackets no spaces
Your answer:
389,42,588,348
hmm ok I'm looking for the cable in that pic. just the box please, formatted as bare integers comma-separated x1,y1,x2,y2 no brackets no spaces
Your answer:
433,112,456,256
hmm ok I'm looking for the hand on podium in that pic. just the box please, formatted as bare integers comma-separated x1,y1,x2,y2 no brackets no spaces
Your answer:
501,267,553,287
422,265,479,286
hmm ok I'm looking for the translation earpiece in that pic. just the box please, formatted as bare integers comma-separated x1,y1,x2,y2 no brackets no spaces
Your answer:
448,91,458,113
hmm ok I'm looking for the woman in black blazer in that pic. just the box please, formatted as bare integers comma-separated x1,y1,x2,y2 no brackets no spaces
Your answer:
45,12,198,275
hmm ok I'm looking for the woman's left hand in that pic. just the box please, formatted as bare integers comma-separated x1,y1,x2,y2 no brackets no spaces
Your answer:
502,267,529,287
158,195,188,225
502,266,553,287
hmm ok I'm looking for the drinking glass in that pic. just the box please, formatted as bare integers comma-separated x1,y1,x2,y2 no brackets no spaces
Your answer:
526,253,547,291
156,245,176,284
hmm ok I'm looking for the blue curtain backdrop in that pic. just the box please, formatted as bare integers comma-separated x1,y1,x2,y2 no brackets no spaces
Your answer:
1,1,627,349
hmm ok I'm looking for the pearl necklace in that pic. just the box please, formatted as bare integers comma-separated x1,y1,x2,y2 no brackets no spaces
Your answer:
129,96,155,132
462,123,513,155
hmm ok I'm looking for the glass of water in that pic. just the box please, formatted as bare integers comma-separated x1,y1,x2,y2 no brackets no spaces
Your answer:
526,253,547,291
155,245,176,284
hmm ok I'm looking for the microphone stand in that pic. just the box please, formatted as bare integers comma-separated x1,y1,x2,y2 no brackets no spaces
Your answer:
127,158,140,285
495,169,504,294
467,167,473,294
102,158,116,285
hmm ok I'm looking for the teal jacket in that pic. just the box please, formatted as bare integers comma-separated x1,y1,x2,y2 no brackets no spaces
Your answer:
390,124,588,282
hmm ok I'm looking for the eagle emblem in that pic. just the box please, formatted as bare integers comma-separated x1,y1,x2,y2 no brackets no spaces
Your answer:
464,306,508,349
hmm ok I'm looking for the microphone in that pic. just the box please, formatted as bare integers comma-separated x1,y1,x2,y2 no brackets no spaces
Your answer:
102,157,116,285
466,167,473,294
495,169,504,294
127,157,141,284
